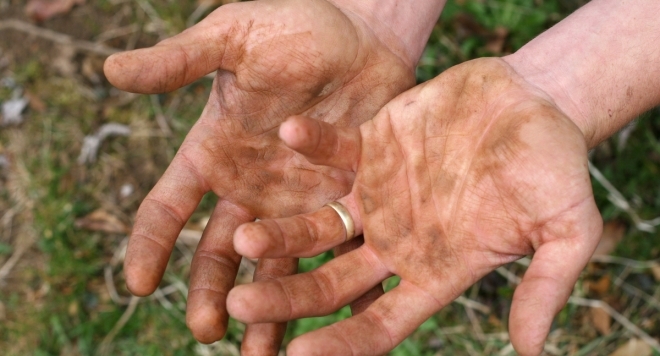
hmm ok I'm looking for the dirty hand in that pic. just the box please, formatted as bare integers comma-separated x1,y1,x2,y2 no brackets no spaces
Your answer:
228,58,603,356
103,0,420,350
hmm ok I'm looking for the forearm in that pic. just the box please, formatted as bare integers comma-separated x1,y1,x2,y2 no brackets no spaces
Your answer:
327,0,447,68
504,0,660,148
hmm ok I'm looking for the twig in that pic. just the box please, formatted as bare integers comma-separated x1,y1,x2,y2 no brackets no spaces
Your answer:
0,19,120,57
104,265,131,305
617,120,638,152
568,296,660,352
498,343,515,356
136,0,171,38
454,295,491,315
240,257,256,277
613,265,632,287
0,208,26,284
97,296,141,356
94,24,140,43
589,161,660,232
499,340,567,355
436,325,468,335
589,254,660,269
619,281,660,313
150,95,172,136
0,207,15,241
465,306,485,341
514,257,531,267
159,284,179,296
152,287,173,309
162,275,189,300
177,228,202,246
187,0,217,28
125,4,145,51
0,242,28,283
496,266,521,285
110,237,129,266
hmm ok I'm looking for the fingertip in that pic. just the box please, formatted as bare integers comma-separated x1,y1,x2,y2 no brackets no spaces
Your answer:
508,276,561,356
103,52,127,89
509,311,548,356
123,260,159,297
233,223,271,259
186,300,228,344
103,49,154,92
279,116,360,172
279,116,319,152
124,272,158,297
103,47,178,93
226,285,257,323
123,237,170,296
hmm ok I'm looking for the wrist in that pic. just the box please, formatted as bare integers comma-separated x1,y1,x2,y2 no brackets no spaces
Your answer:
503,0,660,149
327,0,446,69
502,51,597,147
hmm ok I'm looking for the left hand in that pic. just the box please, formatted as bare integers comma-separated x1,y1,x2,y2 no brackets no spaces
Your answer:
227,58,603,356
103,0,415,349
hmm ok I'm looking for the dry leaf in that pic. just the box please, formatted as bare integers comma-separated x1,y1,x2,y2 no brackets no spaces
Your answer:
592,221,626,257
485,27,509,54
587,274,611,295
590,306,611,335
77,123,131,164
609,339,652,356
74,209,129,234
0,154,9,172
25,0,86,22
650,263,660,281
51,45,76,77
488,313,502,327
1,91,29,126
81,56,104,84
24,91,46,113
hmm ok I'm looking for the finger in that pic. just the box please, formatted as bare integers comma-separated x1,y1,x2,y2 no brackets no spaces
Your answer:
241,258,298,356
104,3,249,93
226,247,389,323
125,153,210,296
509,205,602,356
186,200,253,344
234,194,363,258
333,236,384,315
279,115,361,172
287,280,440,356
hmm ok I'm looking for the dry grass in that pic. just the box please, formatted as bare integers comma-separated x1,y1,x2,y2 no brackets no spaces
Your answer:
1,0,660,355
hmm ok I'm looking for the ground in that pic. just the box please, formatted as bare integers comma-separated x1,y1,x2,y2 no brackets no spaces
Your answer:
1,0,660,355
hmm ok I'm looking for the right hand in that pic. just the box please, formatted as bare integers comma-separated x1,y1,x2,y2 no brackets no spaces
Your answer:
229,58,603,356
103,0,416,352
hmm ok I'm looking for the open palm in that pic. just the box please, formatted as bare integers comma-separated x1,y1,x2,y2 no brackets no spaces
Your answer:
229,58,603,356
103,0,414,348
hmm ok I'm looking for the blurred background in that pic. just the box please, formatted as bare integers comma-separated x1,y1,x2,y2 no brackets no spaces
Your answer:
1,0,660,355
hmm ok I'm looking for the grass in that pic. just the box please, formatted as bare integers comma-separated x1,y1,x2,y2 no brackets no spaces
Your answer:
1,0,660,355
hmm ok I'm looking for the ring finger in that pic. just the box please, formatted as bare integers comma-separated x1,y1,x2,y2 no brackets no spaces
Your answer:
233,194,362,259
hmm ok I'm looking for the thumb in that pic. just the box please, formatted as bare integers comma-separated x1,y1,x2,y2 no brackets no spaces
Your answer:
509,204,602,355
103,3,249,93
279,115,362,172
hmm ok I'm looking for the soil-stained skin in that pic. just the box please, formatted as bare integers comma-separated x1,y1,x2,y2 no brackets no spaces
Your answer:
351,58,596,296
104,0,419,346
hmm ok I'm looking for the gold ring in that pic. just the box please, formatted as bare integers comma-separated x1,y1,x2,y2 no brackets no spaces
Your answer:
324,201,355,242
